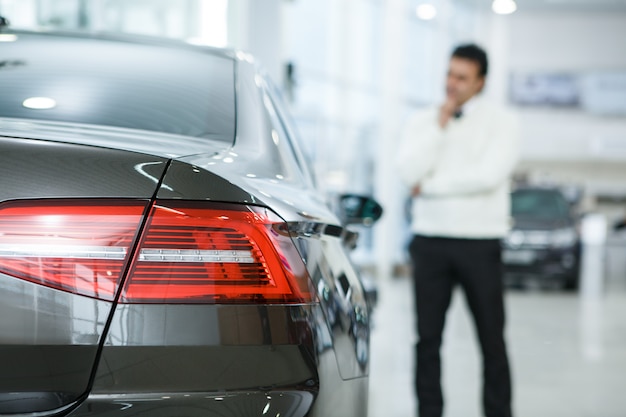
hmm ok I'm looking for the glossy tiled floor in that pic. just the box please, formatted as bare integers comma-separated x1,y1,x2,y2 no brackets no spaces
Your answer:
367,250,626,417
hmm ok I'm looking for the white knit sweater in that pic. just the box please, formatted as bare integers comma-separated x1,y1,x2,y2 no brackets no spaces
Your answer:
396,97,521,239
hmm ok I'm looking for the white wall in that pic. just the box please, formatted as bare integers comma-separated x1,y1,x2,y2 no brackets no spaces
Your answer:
506,11,626,163
509,12,626,72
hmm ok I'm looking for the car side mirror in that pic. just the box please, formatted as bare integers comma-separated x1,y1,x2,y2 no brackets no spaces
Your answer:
338,194,383,227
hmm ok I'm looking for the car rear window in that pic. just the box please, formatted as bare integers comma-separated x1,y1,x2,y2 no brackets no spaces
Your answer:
0,33,235,143
512,189,570,219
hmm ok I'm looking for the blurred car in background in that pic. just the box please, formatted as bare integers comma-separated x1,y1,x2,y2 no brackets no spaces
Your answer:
0,23,381,417
503,186,582,290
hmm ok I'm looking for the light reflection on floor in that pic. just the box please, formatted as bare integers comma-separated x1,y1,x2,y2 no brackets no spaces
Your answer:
368,243,626,417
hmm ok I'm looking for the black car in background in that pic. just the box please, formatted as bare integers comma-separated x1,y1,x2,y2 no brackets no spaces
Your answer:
0,26,380,416
502,186,582,290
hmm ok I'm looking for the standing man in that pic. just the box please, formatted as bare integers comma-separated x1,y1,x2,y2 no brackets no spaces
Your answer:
396,44,520,417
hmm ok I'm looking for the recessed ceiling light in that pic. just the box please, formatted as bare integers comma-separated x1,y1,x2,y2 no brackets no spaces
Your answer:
492,0,517,15
416,4,437,20
22,97,57,110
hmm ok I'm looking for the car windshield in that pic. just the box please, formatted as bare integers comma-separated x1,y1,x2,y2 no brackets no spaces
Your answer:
511,189,570,219
0,33,235,142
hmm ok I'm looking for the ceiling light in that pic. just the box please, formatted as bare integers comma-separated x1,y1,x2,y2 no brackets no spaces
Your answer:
492,0,517,15
22,97,57,110
416,4,437,20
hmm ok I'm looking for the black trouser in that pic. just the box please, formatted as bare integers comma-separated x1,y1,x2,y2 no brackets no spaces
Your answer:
409,235,512,417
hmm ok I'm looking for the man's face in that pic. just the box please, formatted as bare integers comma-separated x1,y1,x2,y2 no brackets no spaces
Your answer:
445,57,485,107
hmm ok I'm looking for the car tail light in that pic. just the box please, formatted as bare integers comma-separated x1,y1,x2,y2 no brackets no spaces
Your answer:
0,201,146,301
0,200,314,305
120,201,314,304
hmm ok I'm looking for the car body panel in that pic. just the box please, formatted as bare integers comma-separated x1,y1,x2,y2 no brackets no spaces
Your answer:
0,275,105,413
155,159,262,204
0,118,228,159
0,136,168,200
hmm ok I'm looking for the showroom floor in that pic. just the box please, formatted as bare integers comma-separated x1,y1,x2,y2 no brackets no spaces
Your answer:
367,245,626,417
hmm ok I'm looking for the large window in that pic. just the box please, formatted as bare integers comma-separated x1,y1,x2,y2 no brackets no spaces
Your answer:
0,0,228,47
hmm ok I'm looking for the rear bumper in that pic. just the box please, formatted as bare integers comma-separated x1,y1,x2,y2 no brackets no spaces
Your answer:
68,390,314,417
62,303,368,417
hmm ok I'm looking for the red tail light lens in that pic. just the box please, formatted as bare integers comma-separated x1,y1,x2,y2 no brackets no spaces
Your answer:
0,201,146,301
120,202,314,304
0,200,314,305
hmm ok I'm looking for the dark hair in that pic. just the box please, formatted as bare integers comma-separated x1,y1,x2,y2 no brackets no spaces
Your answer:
452,44,488,77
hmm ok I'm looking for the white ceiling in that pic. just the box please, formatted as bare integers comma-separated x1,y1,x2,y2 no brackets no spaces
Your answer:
458,0,626,12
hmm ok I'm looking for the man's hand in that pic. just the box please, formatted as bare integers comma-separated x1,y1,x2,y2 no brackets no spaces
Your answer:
439,97,458,129
411,184,422,197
